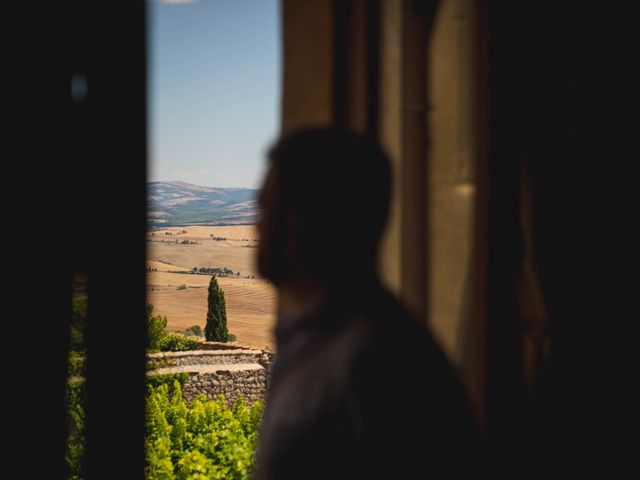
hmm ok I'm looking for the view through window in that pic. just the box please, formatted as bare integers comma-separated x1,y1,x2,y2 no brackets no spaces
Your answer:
147,0,280,351
144,1,279,477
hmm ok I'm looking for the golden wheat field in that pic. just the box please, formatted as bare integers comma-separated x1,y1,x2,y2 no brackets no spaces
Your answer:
147,225,277,350
148,225,260,277
147,260,191,272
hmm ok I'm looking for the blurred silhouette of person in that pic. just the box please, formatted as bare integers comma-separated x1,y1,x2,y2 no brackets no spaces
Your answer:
253,128,481,479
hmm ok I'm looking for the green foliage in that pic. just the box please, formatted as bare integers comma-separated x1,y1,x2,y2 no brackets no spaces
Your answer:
65,378,262,480
147,303,197,352
65,380,86,479
147,357,178,371
159,334,198,352
185,325,203,337
176,284,188,291
68,351,86,377
145,382,263,480
228,333,237,342
147,303,169,352
146,373,189,390
205,275,229,342
70,298,88,352
194,267,235,277
66,297,88,478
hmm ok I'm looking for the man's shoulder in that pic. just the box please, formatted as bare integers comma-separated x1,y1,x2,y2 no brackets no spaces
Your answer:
340,287,463,389
347,287,437,351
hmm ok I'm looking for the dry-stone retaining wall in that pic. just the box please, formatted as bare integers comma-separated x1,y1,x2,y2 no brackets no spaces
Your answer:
147,344,275,407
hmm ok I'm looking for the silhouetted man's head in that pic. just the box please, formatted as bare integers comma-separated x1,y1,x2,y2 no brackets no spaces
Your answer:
257,128,391,286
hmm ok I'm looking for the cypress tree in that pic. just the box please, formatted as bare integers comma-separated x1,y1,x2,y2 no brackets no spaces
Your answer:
205,274,229,341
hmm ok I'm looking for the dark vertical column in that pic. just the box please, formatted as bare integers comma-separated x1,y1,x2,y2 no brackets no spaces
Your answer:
473,0,636,474
365,0,380,140
508,2,634,474
81,1,147,478
333,0,349,129
333,0,380,139
399,0,433,322
10,1,93,476
482,1,527,472
466,0,490,440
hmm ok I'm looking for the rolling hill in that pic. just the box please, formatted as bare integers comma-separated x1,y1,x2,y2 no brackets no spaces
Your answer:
148,181,258,226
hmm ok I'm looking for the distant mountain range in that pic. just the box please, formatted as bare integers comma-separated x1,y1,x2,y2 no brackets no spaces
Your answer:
148,181,258,226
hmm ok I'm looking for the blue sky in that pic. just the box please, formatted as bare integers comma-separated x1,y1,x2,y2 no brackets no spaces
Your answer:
148,0,281,189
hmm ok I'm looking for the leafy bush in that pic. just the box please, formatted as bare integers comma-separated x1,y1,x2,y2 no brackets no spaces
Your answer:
159,333,198,352
146,382,263,480
184,325,203,337
70,298,88,352
176,284,188,291
66,297,88,478
147,304,198,352
65,379,262,479
147,303,169,352
66,380,86,479
68,351,86,377
146,373,188,389
147,357,178,371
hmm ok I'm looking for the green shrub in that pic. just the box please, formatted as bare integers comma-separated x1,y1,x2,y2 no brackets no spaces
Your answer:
184,325,203,337
159,334,198,352
68,351,86,377
65,380,86,479
147,357,178,371
146,373,188,390
148,304,197,352
145,382,263,480
70,298,87,352
176,284,187,291
66,299,87,478
66,380,263,480
147,303,169,352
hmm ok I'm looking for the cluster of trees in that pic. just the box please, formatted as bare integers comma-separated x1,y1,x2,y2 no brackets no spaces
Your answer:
148,239,199,245
192,267,238,277
209,235,257,242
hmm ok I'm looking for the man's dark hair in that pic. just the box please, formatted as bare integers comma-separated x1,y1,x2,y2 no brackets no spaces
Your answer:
265,127,391,280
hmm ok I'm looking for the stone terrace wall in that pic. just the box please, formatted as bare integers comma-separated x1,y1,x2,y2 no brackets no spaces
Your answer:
148,350,263,368
147,346,275,407
180,366,267,406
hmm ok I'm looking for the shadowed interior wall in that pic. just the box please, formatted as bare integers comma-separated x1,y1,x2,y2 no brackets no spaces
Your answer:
281,0,334,132
281,0,486,431
426,0,477,368
378,0,403,296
